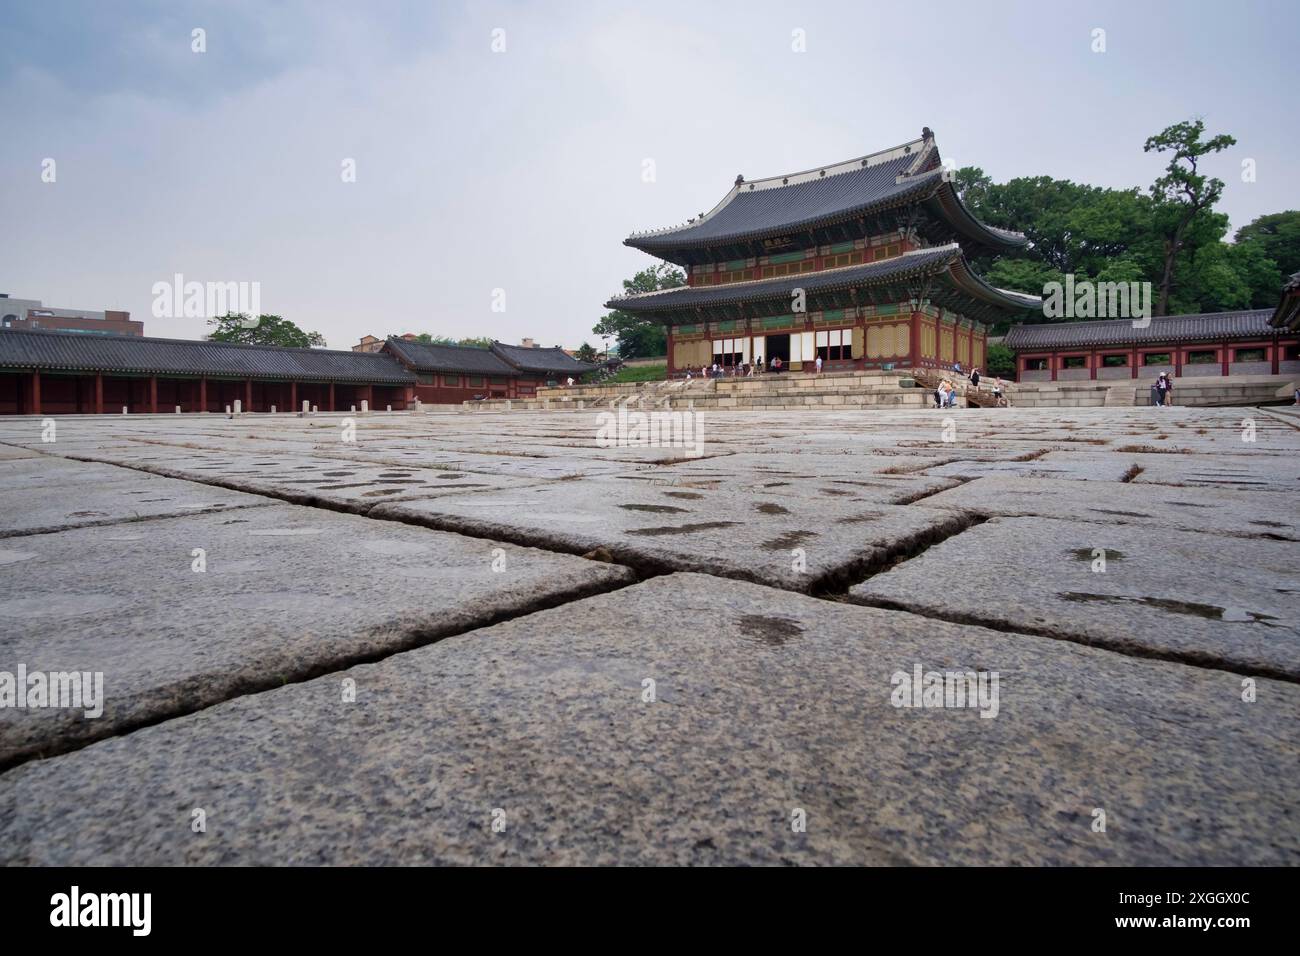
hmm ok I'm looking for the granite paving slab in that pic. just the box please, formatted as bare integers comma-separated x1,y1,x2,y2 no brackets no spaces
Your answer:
0,574,1294,865
0,454,272,537
0,503,632,765
372,477,971,591
850,516,1300,680
914,476,1300,539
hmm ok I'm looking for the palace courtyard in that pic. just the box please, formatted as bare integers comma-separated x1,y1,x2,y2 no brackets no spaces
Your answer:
0,404,1297,865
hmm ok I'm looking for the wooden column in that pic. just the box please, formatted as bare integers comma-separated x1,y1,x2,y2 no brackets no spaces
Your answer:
94,374,104,414
328,382,335,412
149,376,158,413
30,372,41,416
290,381,297,412
1221,341,1230,377
199,377,207,413
245,379,253,412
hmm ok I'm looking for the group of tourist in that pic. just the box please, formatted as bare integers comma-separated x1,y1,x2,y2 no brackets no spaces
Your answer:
1152,372,1175,406
931,366,1008,408
685,356,789,380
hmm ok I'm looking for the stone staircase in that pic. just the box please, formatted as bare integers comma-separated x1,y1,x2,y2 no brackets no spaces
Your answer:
463,369,932,412
1010,374,1299,408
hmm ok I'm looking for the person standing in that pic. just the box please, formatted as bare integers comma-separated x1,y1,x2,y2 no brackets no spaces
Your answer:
1163,375,1175,406
814,355,823,376
969,367,981,389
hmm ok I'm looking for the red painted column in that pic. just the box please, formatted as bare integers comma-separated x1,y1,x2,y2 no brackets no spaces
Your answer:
1221,341,1230,377
1130,348,1138,379
328,382,335,412
94,373,104,414
290,381,297,412
31,372,41,415
245,379,253,412
1090,348,1097,380
1050,355,1057,382
199,377,207,413
149,376,158,413
365,384,373,408
1271,337,1280,375
909,311,921,369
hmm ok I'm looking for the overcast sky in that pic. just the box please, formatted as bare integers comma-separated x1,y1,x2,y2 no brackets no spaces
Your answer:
2,0,1296,349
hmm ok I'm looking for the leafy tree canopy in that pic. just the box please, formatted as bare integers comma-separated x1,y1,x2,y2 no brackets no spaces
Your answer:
1235,210,1300,278
413,334,494,348
593,263,682,360
207,313,326,348
958,119,1284,322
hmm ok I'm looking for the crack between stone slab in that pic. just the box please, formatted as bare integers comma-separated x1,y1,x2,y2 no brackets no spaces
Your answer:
889,474,976,505
0,501,277,540
812,511,987,598
849,596,1300,685
0,571,644,776
898,505,1298,543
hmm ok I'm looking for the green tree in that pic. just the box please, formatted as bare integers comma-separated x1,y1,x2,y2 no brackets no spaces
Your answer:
594,263,684,360
1235,210,1300,279
413,334,493,348
1143,119,1237,315
207,313,326,348
984,342,1016,378
575,342,598,363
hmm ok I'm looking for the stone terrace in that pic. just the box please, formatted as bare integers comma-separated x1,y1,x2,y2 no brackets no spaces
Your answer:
0,404,1297,864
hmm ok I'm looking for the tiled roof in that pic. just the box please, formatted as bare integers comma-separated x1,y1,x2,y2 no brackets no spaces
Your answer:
384,338,518,376
0,328,416,384
624,133,1025,256
606,245,1039,315
491,342,597,375
1003,309,1277,350
1270,272,1300,331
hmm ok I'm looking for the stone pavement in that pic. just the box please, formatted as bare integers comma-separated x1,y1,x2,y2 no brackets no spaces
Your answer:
0,404,1296,865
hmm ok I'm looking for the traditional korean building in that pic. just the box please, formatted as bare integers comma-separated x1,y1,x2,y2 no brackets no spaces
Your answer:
0,328,416,415
382,338,596,403
0,328,599,414
608,128,1039,375
1004,308,1300,382
1271,272,1300,333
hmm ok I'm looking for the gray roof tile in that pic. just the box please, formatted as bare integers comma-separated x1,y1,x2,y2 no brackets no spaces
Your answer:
606,245,1039,318
384,339,518,376
0,329,416,384
1003,310,1277,350
490,342,596,375
625,135,1025,256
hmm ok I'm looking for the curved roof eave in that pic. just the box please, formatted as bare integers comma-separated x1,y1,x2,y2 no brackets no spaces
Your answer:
605,244,1039,319
923,183,1027,254
624,172,942,257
